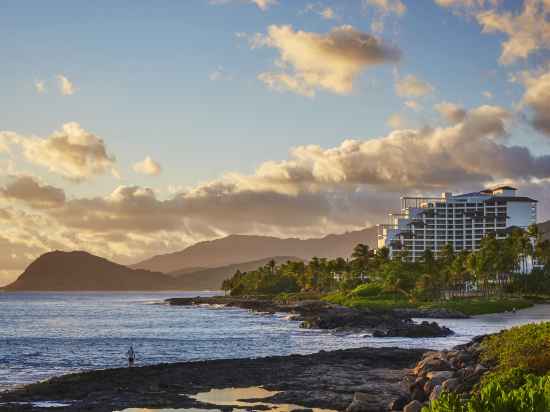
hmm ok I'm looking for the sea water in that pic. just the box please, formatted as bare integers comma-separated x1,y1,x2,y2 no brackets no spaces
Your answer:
1,291,550,391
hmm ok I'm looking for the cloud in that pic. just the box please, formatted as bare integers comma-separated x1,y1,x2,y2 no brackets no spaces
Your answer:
5,104,550,277
209,0,278,11
0,123,117,182
364,0,406,16
57,74,76,96
519,68,550,136
387,113,408,129
0,175,66,209
434,101,467,123
253,25,401,96
405,100,422,111
434,0,498,9
34,80,46,94
304,4,337,20
395,74,435,97
483,90,493,99
133,156,162,176
477,0,550,64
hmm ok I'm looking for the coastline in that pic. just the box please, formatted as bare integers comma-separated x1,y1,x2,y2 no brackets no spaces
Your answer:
0,346,426,412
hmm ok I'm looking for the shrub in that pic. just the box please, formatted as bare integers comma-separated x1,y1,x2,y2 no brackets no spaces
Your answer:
423,370,550,412
481,322,550,374
349,283,384,298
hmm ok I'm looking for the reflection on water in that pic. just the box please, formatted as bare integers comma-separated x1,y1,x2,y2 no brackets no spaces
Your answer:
190,386,336,411
0,401,71,408
118,386,337,412
118,409,218,412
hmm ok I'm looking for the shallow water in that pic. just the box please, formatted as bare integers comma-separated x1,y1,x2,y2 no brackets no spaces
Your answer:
1,292,550,391
117,386,337,412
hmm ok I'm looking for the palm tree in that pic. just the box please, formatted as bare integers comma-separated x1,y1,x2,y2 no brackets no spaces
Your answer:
351,243,370,272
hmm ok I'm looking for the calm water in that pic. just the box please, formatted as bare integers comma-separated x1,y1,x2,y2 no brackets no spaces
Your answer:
2,292,550,392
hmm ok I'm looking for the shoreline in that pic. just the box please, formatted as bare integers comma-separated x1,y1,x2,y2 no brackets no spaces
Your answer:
0,346,427,412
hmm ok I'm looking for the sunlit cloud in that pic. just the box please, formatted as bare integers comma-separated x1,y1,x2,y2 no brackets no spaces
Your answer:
57,74,76,96
0,123,117,182
34,80,46,94
209,0,278,11
395,74,434,97
133,156,162,176
253,25,400,96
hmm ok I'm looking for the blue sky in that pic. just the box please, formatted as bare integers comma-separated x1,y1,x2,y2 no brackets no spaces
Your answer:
1,0,550,282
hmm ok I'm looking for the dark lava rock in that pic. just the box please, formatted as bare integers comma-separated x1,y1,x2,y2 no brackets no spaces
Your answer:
373,321,453,338
0,347,427,412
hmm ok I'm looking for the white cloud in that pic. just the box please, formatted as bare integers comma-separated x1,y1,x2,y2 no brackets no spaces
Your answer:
395,74,435,97
209,0,278,11
34,80,46,94
477,0,550,65
387,113,408,129
364,0,406,16
253,25,400,96
304,4,337,20
405,100,422,111
434,101,467,123
0,123,117,182
57,74,76,96
519,68,550,136
133,156,162,176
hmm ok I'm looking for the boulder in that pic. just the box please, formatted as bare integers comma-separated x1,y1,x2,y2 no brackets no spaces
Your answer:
403,400,423,412
411,385,427,402
442,378,463,393
346,392,382,412
388,394,410,410
415,358,452,376
375,321,453,338
426,371,455,382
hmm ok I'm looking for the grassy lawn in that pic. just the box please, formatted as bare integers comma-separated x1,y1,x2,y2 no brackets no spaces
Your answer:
323,290,535,315
419,297,534,316
323,292,417,310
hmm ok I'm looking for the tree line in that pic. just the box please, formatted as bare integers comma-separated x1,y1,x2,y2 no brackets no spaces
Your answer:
222,225,550,301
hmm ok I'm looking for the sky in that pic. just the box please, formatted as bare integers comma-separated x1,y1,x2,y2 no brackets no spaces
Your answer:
2,0,550,285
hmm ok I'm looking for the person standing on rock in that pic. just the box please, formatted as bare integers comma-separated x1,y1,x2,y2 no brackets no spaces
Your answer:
127,345,136,367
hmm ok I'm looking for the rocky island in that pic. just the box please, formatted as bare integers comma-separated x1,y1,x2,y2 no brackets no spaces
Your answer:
166,296,455,338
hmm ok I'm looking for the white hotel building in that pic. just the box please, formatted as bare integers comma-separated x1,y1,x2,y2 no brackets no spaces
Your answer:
377,186,538,261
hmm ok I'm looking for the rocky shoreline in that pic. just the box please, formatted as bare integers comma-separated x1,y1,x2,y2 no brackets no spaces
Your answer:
166,297,455,338
0,347,427,412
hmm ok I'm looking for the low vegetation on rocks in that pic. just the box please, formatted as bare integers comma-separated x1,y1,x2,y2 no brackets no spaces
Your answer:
412,322,550,412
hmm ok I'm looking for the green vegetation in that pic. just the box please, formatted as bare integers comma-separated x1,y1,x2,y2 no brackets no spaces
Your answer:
420,297,533,316
424,322,550,412
222,225,550,314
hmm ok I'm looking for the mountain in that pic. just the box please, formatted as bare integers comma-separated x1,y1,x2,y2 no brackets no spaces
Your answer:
3,251,177,291
132,227,378,273
169,256,301,290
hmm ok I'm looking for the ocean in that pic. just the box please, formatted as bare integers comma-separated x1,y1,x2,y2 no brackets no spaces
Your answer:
2,291,550,392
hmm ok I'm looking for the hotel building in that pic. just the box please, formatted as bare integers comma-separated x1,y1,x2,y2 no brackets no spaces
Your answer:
377,186,538,261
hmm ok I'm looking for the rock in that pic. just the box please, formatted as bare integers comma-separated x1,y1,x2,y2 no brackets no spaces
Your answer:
415,358,452,376
474,364,488,375
403,400,423,412
423,379,434,394
442,378,463,393
346,392,382,412
411,385,427,402
430,384,443,401
374,321,453,338
426,371,455,382
388,394,410,410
